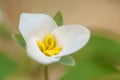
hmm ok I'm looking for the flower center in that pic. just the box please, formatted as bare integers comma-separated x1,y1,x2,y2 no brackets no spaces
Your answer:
37,35,62,56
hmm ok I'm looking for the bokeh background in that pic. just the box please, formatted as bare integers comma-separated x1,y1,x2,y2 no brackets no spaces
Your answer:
0,0,120,80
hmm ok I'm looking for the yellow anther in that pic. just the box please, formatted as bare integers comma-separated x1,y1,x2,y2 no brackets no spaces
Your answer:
44,47,62,56
37,41,46,52
52,47,62,54
44,50,55,56
37,35,62,56
44,35,55,49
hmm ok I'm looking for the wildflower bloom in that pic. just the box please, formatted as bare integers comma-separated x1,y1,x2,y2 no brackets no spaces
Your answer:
19,13,90,64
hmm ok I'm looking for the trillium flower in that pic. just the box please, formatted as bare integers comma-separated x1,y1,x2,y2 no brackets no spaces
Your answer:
19,13,90,64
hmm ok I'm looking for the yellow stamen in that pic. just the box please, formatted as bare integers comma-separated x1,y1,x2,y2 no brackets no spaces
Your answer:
37,41,46,52
44,35,55,49
37,35,62,56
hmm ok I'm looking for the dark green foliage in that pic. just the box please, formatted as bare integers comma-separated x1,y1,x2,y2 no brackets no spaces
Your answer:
0,51,17,79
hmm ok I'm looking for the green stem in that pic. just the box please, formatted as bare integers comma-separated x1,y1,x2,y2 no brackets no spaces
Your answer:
44,66,48,80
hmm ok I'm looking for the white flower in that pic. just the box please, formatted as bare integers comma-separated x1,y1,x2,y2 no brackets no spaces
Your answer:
19,13,90,64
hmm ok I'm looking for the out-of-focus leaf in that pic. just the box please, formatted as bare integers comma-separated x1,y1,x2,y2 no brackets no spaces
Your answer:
59,56,75,66
100,77,120,80
12,34,26,48
61,32,120,80
0,23,10,39
53,11,63,26
5,75,32,80
0,51,17,79
95,73,120,80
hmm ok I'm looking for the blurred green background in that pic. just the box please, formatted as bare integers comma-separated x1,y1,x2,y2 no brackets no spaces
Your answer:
0,0,120,80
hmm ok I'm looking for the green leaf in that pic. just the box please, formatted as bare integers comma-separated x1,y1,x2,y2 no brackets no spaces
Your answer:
12,34,26,48
0,51,17,79
53,11,63,26
59,56,75,66
61,32,120,80
96,73,120,80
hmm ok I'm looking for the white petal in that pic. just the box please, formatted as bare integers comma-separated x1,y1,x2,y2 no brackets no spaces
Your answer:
19,13,58,41
26,37,60,64
52,25,90,57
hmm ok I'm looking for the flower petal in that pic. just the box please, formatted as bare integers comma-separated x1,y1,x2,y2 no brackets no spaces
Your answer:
19,13,58,41
52,25,90,57
26,37,60,64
